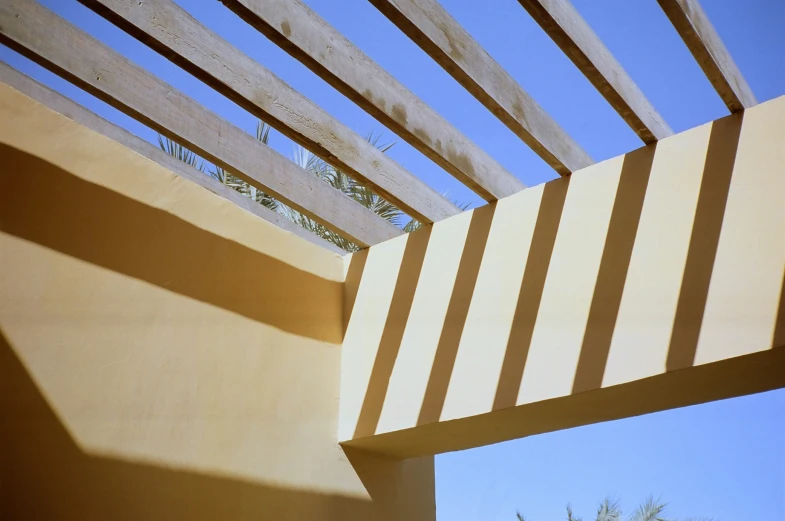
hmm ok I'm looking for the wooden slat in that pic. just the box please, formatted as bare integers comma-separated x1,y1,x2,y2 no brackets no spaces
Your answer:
220,0,525,200
0,63,346,255
368,0,592,177
658,0,756,112
0,0,402,248
516,0,674,143
78,0,459,224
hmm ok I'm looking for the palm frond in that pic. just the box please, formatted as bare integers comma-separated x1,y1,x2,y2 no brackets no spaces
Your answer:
256,120,271,144
159,121,279,211
627,497,670,521
284,134,406,249
403,218,423,233
365,130,395,153
278,203,359,252
282,129,476,249
157,134,205,172
516,511,527,521
596,497,622,521
567,503,583,521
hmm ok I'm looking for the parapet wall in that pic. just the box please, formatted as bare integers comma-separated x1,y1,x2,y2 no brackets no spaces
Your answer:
0,84,386,520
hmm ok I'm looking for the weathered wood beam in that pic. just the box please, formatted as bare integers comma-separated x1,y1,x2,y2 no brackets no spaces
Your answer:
0,0,401,247
368,0,592,177
0,63,346,255
77,0,459,224
219,0,525,200
658,0,756,113
516,0,673,143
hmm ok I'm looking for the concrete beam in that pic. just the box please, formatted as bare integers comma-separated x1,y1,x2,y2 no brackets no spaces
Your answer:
340,95,785,457
658,0,756,113
78,0,460,224
0,0,401,247
0,64,346,255
220,0,526,200
369,0,593,176
516,0,673,143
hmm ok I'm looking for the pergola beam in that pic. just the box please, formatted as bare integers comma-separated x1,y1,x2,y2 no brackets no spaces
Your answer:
220,0,525,201
78,0,460,224
0,63,346,255
516,0,673,143
0,0,402,247
369,0,593,177
658,0,756,113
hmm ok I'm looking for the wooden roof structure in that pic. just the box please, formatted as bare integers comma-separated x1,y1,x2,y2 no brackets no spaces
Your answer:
0,0,756,252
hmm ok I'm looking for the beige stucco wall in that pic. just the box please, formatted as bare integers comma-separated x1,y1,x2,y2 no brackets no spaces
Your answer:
0,85,433,520
2,78,783,517
341,96,785,457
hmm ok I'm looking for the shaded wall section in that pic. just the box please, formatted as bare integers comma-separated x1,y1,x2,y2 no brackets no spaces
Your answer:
0,85,434,520
340,96,785,458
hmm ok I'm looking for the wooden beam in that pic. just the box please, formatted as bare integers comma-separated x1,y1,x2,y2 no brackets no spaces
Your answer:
219,0,525,200
658,0,756,113
368,0,592,177
0,0,401,247
0,63,346,255
77,0,460,224
516,0,674,143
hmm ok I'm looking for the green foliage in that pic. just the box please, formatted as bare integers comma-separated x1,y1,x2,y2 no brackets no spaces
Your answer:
281,132,411,252
627,497,670,521
157,124,469,252
517,496,711,521
157,134,204,172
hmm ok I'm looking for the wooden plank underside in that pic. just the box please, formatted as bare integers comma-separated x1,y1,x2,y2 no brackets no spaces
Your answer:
369,0,593,177
658,0,756,113
0,0,402,247
220,0,525,200
0,63,346,255
516,0,674,143
78,0,460,224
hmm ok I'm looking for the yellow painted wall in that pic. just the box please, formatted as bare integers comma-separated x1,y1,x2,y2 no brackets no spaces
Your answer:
341,97,785,457
3,80,784,518
0,85,433,520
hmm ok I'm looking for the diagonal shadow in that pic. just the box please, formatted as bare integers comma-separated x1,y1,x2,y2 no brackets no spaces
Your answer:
343,248,369,338
0,330,373,520
353,226,433,438
667,113,744,371
493,177,570,410
343,446,436,520
773,267,785,350
417,203,496,426
0,144,342,343
571,144,657,394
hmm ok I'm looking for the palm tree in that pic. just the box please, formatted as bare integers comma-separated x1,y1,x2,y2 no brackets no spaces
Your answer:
157,122,468,252
278,132,408,252
208,121,278,211
516,496,710,521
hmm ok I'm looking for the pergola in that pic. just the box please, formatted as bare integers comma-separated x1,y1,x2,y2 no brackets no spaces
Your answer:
0,0,782,519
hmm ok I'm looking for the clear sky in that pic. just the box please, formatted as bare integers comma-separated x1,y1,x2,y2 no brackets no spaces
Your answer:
2,0,783,519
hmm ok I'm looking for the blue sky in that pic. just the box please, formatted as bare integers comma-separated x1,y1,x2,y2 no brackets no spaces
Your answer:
2,0,783,519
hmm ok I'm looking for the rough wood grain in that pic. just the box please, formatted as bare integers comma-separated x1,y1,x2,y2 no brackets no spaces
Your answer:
517,0,674,143
0,63,346,255
368,0,592,177
658,0,756,112
0,0,403,247
220,0,525,199
77,0,459,223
